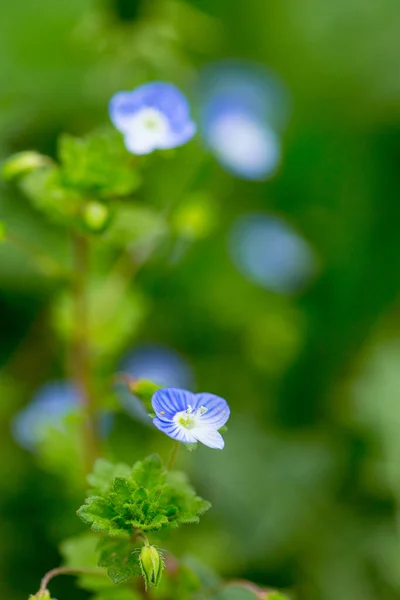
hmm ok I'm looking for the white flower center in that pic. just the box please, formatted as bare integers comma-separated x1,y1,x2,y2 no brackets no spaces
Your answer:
174,405,208,430
124,107,170,154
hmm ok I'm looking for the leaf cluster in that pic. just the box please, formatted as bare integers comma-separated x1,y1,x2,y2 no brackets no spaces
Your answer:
77,454,210,537
2,129,143,231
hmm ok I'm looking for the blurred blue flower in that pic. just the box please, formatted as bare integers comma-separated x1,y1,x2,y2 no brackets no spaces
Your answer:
152,388,230,449
198,61,290,180
109,82,196,155
229,214,317,294
12,381,112,451
117,344,194,422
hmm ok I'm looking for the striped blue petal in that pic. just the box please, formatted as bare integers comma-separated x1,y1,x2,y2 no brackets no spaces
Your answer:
153,417,197,443
191,393,230,429
152,388,195,420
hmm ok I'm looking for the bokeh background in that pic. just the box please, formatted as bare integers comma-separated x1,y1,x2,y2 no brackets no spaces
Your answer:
1,1,400,599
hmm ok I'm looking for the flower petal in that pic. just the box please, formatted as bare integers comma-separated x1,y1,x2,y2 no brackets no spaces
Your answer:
152,388,195,420
191,426,225,449
156,120,197,150
191,393,230,429
153,417,197,443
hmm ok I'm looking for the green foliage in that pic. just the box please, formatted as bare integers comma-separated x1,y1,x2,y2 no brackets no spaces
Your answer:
77,455,211,538
2,151,52,182
98,538,141,584
208,586,258,600
152,561,201,600
58,130,142,199
104,204,167,250
0,221,6,242
19,165,83,225
53,276,147,361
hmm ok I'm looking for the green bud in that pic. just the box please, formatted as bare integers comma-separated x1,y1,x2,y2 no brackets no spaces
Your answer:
127,379,162,412
2,152,52,182
29,591,52,600
172,192,216,240
139,545,164,589
82,200,111,233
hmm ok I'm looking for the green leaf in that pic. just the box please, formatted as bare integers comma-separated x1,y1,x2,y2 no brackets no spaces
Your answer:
98,538,141,584
78,454,211,537
19,166,83,224
209,585,258,600
2,151,53,181
131,454,164,489
93,590,140,600
87,459,131,496
58,130,141,199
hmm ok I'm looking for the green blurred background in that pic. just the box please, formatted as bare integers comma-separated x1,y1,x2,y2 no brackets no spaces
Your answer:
1,1,400,599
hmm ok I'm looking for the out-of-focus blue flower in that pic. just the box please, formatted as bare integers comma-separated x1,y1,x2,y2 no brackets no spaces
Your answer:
109,82,196,155
152,388,230,449
198,61,290,180
117,344,194,422
229,214,317,294
12,381,112,451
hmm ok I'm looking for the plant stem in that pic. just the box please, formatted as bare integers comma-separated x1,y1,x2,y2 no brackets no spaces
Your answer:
38,566,106,593
166,440,180,470
71,232,99,472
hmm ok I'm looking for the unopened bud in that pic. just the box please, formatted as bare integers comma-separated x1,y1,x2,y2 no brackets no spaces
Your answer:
29,591,52,600
2,152,52,182
82,201,111,233
139,545,164,589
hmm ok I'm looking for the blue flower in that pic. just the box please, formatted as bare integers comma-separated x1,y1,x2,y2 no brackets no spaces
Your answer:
12,380,113,451
229,213,317,294
109,82,196,155
198,61,290,180
152,388,230,449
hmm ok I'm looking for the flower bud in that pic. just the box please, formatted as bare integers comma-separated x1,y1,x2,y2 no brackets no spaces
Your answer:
139,544,164,589
82,201,111,233
29,591,52,600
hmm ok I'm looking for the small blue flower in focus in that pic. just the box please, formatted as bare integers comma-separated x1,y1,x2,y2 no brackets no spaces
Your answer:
229,214,317,294
109,82,196,155
152,388,230,449
198,61,290,180
12,381,112,451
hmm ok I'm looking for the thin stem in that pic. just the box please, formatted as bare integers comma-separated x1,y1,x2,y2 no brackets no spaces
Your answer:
166,440,180,470
39,566,106,593
71,232,100,472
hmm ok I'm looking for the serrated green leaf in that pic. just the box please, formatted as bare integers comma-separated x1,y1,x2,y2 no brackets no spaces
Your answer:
111,477,135,504
98,538,141,584
131,454,165,489
58,130,141,199
87,459,131,495
77,496,115,532
78,454,210,538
